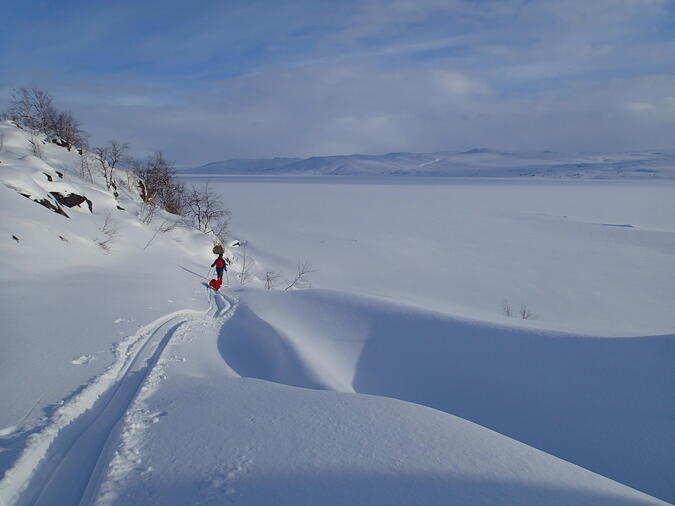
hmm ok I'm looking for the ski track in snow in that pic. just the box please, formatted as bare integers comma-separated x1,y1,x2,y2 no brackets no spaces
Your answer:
0,287,235,506
88,288,237,506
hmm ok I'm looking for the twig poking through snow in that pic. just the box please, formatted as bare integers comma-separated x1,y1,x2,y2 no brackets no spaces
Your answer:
97,212,119,252
264,271,282,290
284,261,315,291
520,304,534,320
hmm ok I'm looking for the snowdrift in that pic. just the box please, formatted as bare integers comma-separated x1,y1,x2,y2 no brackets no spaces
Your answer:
222,289,675,502
94,289,670,506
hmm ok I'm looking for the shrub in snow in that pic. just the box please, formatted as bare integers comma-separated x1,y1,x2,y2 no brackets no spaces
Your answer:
139,203,156,224
143,217,181,250
94,140,128,191
502,299,535,319
264,271,282,290
284,260,315,291
502,299,512,317
238,242,253,285
28,132,43,159
183,182,230,234
96,212,119,252
6,87,86,150
131,151,184,214
79,151,95,182
520,304,534,320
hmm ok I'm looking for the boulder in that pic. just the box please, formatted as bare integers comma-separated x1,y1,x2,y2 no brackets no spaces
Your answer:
21,193,69,218
50,192,93,212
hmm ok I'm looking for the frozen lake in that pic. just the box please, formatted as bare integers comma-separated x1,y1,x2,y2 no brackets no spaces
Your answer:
181,175,675,336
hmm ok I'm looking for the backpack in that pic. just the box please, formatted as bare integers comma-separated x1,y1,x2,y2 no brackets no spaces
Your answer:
216,258,225,269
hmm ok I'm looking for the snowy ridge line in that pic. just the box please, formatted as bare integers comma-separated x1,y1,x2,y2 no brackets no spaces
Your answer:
87,288,237,506
183,149,675,179
0,308,204,506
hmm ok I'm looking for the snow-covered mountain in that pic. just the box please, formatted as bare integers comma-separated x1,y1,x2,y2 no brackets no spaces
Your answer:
184,148,675,178
1,120,672,506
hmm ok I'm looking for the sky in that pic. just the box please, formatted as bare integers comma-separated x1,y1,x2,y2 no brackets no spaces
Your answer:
1,0,674,166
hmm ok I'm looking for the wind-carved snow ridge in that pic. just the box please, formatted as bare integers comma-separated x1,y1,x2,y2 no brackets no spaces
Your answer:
89,289,237,506
0,307,205,506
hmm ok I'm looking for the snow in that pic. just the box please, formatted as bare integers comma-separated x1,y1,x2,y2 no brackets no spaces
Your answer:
90,290,669,506
184,175,675,336
0,122,221,504
237,289,674,500
0,120,673,505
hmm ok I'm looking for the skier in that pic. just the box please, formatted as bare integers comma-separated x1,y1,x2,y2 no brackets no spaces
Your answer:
211,252,227,282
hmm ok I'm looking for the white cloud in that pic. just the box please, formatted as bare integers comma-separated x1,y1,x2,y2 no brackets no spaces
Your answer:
435,70,491,96
627,102,655,112
13,64,667,165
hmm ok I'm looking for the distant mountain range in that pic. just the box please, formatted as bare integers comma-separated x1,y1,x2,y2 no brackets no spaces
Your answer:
181,149,675,178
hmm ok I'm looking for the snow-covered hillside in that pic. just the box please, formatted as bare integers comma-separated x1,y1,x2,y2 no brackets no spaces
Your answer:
1,120,672,505
0,120,226,504
184,148,675,178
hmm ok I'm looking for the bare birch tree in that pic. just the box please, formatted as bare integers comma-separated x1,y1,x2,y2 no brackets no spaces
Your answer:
284,261,315,291
520,304,534,320
265,271,282,290
238,242,253,284
28,131,43,158
96,212,119,252
94,146,115,190
183,182,229,233
106,140,129,170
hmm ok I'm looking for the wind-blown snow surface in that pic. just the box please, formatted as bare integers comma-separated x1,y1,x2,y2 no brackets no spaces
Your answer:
184,149,675,178
183,176,675,336
1,120,673,505
92,289,669,506
176,174,674,502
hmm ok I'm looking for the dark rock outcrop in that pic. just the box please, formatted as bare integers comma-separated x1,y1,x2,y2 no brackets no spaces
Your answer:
51,137,68,148
21,193,70,218
137,180,147,202
50,138,72,150
50,192,93,212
